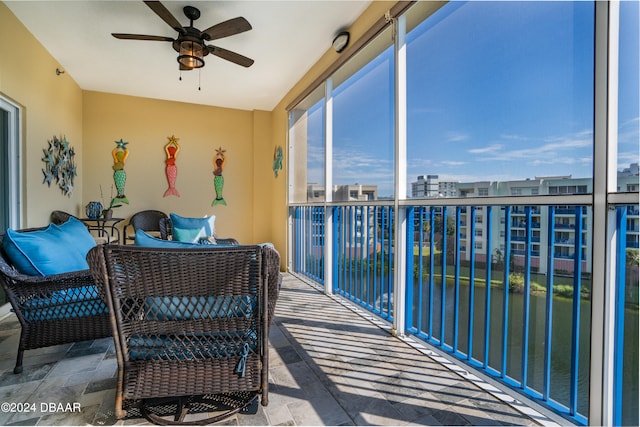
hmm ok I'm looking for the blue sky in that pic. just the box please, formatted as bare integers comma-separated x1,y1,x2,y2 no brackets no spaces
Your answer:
306,1,639,198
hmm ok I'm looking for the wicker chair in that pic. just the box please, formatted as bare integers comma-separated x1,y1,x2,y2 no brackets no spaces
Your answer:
0,228,111,374
50,210,79,225
158,217,239,245
123,210,168,244
87,244,281,424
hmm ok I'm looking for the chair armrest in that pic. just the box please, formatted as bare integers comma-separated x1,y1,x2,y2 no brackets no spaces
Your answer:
0,263,104,323
123,223,133,244
261,245,281,325
216,238,239,245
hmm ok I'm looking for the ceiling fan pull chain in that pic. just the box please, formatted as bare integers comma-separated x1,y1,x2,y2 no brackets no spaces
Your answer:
198,69,201,91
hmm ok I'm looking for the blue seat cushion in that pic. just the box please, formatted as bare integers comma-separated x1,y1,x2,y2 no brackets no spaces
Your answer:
22,285,108,321
170,213,216,243
144,295,256,320
128,331,257,361
3,217,96,276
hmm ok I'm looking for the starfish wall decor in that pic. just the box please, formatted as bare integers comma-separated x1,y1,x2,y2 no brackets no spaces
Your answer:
41,135,77,196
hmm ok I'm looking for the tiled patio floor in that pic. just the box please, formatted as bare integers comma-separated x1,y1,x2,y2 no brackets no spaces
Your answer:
0,273,563,426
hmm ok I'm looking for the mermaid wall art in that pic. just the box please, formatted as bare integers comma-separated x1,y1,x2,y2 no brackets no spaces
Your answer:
111,139,130,205
212,147,227,206
163,135,181,197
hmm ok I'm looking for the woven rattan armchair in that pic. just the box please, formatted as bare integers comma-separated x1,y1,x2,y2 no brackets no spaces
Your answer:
158,217,239,245
87,243,281,424
123,210,168,244
0,228,111,374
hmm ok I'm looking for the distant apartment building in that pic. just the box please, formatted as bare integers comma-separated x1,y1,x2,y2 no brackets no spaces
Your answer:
307,183,325,202
333,184,377,202
411,166,639,275
411,175,457,198
307,183,378,202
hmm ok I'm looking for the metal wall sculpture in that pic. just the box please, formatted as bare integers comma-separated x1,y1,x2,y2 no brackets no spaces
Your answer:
41,135,77,196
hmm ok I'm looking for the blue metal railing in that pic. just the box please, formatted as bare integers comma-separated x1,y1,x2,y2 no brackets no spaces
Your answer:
332,205,394,321
290,201,638,426
405,204,591,425
291,206,325,283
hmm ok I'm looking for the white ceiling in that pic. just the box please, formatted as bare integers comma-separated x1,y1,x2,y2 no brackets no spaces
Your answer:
5,1,370,111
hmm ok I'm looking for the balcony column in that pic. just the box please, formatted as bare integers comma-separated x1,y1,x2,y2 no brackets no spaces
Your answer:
392,14,407,336
590,1,619,425
324,77,334,295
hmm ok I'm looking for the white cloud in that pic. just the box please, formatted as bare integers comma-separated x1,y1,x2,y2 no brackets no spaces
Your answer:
446,131,469,143
468,144,504,154
473,130,593,163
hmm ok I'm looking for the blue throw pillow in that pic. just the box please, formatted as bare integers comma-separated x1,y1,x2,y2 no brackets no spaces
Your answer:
3,219,95,276
170,213,215,243
135,229,200,248
54,217,96,258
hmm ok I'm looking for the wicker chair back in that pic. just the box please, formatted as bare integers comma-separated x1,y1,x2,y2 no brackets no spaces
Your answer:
87,244,281,423
124,210,168,243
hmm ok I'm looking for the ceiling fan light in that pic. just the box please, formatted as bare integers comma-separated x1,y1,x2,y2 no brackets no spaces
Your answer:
178,40,205,69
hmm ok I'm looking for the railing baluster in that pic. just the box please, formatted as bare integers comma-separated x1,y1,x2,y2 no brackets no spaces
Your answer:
353,206,358,300
440,206,447,346
318,207,322,279
348,206,354,298
613,206,628,426
373,206,379,313
454,206,461,353
313,207,317,278
522,206,532,390
334,207,339,292
418,207,425,336
569,206,583,416
544,206,556,401
342,206,347,294
367,206,371,305
468,206,476,361
483,206,492,369
379,206,387,314
406,206,415,330
502,205,512,378
308,207,313,277
360,206,365,303
429,206,435,339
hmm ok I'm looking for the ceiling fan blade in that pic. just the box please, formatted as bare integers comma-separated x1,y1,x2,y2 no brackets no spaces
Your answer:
203,17,252,41
112,33,174,42
207,45,254,68
143,1,184,34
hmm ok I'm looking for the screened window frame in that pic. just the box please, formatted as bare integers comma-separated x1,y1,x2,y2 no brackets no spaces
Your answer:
286,2,639,425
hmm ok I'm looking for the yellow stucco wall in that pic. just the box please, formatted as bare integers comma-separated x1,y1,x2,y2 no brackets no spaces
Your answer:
82,91,274,247
0,2,84,226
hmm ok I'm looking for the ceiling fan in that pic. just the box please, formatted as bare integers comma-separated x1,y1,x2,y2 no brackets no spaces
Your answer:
112,1,254,70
